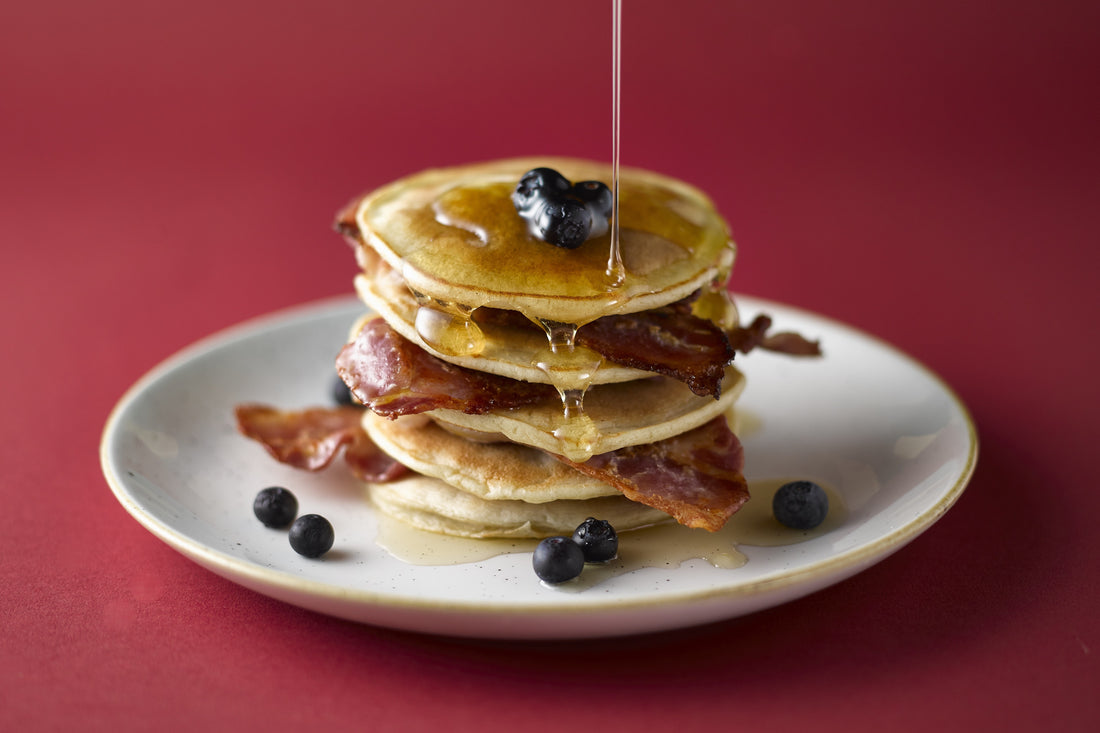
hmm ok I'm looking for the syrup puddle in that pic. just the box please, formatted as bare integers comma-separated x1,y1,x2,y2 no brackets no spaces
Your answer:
373,520,534,566
373,479,846,589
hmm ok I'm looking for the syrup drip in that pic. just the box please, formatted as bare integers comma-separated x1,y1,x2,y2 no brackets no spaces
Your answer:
606,0,625,286
691,281,739,329
534,319,603,462
410,290,486,357
513,0,625,459
400,0,709,459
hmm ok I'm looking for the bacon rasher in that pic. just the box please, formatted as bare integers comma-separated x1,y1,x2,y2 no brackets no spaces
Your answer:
575,306,733,399
557,416,748,531
234,404,406,482
728,314,822,357
473,302,732,399
335,319,556,418
475,301,819,399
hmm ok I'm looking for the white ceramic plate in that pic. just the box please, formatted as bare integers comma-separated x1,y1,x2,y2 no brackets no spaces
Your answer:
101,296,976,639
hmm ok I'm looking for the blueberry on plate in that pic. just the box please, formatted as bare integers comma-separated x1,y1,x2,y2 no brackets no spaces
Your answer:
253,486,298,528
532,536,585,583
572,517,618,562
772,481,829,530
332,373,356,406
289,514,335,558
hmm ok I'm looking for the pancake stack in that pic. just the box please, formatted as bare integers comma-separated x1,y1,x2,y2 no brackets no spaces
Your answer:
333,157,751,538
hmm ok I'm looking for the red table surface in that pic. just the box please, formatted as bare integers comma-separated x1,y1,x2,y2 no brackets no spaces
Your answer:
3,1,1097,730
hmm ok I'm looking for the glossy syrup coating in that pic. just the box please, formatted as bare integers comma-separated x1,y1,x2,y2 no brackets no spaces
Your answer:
354,157,734,325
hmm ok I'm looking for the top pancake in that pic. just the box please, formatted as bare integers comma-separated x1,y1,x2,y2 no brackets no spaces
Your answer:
352,157,735,325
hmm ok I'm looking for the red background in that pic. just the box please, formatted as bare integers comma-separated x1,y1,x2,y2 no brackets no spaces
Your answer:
3,1,1097,730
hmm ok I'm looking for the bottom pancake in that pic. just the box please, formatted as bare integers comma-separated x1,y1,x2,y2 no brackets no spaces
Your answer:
363,411,619,503
368,475,668,539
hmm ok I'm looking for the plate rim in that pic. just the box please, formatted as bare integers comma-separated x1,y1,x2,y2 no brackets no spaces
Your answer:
100,295,978,623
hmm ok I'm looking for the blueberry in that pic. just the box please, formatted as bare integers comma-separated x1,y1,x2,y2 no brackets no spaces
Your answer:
571,181,612,238
514,168,606,249
532,536,585,583
534,195,591,249
514,167,571,208
332,373,356,406
772,481,829,530
253,486,298,528
572,517,618,562
572,180,613,219
289,514,335,558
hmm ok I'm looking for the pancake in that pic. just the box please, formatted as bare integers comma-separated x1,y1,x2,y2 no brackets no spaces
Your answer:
363,411,619,503
353,257,650,385
368,475,667,539
351,157,735,326
426,363,744,461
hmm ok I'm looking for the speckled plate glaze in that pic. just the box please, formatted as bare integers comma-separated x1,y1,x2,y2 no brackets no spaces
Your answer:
100,296,977,639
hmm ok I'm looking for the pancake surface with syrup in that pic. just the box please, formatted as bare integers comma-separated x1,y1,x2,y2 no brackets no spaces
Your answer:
352,157,736,326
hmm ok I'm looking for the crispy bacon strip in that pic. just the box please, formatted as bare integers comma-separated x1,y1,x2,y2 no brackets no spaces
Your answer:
474,303,733,398
234,404,406,482
728,314,822,357
557,416,749,531
574,306,733,398
343,430,409,482
336,319,557,418
475,303,820,398
333,196,363,242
